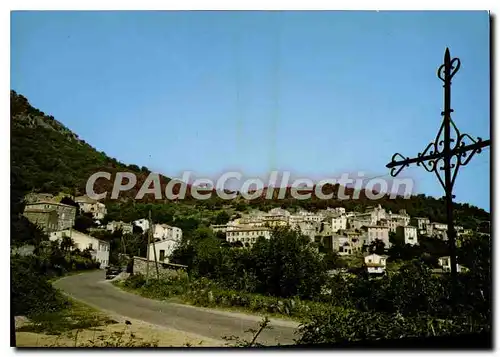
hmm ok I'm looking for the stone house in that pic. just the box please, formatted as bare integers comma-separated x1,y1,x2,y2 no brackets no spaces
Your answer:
75,195,107,220
106,221,133,234
23,207,59,233
23,201,77,232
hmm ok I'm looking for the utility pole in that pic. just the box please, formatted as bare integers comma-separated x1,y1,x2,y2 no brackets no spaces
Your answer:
386,48,490,302
150,213,160,279
146,211,151,283
146,210,160,281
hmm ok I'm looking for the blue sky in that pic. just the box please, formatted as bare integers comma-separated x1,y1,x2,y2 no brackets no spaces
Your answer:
11,11,490,210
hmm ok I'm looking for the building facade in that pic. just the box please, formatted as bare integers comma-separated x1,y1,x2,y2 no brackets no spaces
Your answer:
226,226,271,247
364,253,388,274
50,229,110,268
364,225,390,248
396,225,419,245
24,201,77,231
106,221,134,234
75,195,107,220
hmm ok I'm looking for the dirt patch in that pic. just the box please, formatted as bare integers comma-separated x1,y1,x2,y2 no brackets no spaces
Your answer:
16,315,224,347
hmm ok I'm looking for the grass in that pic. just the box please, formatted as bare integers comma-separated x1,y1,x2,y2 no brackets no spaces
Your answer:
112,278,322,323
16,298,114,335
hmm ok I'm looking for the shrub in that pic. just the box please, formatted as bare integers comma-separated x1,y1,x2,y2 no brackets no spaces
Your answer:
297,308,490,345
124,273,146,289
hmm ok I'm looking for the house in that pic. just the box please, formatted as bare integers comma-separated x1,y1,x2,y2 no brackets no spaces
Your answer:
23,201,77,232
411,217,430,232
24,192,55,204
294,210,323,223
331,213,347,233
148,237,179,263
153,224,182,241
332,235,353,255
133,218,150,233
74,195,107,220
427,222,448,240
437,256,468,273
49,229,110,268
364,253,388,274
363,225,390,248
396,225,419,245
366,204,388,223
296,221,318,241
226,226,271,247
23,207,59,233
106,221,134,234
348,215,373,230
210,224,230,233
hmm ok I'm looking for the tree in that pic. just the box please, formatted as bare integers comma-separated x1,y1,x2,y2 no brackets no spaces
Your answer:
60,236,75,252
368,239,386,255
252,227,328,300
74,212,96,233
214,211,230,225
323,250,346,270
60,196,79,208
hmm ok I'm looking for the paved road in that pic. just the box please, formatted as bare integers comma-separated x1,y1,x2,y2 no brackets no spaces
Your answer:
54,270,301,346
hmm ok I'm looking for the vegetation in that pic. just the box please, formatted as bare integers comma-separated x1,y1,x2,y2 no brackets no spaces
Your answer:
11,237,100,317
116,225,490,344
10,91,491,346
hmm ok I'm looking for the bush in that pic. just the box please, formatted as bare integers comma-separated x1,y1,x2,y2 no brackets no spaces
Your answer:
124,273,146,289
11,256,68,316
297,308,490,344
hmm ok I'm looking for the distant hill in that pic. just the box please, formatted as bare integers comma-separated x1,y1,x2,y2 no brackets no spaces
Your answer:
10,90,490,229
10,90,175,208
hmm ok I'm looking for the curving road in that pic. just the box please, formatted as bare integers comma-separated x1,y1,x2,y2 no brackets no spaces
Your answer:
53,270,300,346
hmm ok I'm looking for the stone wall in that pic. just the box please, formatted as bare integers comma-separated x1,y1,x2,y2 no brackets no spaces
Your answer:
131,256,187,279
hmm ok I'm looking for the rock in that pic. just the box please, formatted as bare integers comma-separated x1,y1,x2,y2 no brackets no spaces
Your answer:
15,316,30,329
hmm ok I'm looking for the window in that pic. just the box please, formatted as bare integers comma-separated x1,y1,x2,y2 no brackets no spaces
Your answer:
159,250,165,261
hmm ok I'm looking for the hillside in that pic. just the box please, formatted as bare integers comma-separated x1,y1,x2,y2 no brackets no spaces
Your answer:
10,90,175,209
10,91,490,229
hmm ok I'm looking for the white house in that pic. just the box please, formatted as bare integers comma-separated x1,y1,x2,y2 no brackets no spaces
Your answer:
438,256,468,273
133,218,150,233
364,225,390,248
364,253,388,274
50,229,110,268
153,224,183,241
331,213,347,233
148,239,179,263
396,225,419,245
147,224,183,263
226,226,271,247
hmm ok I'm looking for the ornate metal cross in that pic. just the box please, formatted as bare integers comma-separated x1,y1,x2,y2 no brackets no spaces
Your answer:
386,48,490,290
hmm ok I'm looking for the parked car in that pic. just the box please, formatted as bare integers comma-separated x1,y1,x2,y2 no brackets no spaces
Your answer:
105,265,124,280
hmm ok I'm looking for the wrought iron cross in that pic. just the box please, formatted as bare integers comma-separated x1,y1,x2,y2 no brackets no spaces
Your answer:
386,48,490,290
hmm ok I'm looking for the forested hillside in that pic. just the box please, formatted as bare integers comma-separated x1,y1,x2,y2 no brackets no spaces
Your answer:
10,91,490,229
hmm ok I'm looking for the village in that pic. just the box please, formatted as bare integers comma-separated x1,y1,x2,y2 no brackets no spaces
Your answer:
16,190,483,277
